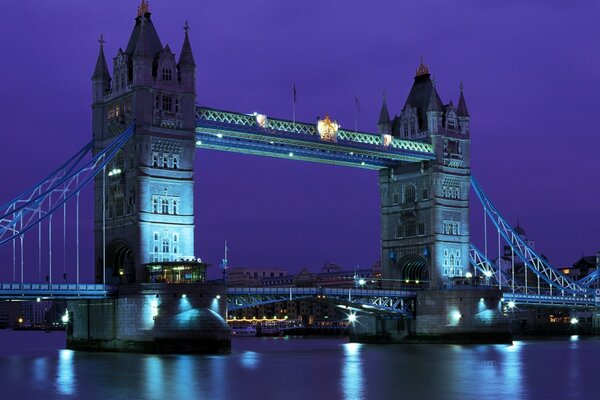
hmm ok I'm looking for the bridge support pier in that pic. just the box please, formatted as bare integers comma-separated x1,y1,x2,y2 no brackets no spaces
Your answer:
350,289,511,344
66,284,230,354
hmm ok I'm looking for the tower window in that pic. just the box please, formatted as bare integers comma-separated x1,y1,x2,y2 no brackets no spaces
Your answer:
162,199,169,214
162,68,172,81
175,98,180,113
155,94,160,110
152,152,159,167
163,154,168,167
392,192,399,205
162,96,173,112
404,185,416,204
172,200,178,215
152,198,158,213
162,239,170,254
173,155,179,169
173,233,179,243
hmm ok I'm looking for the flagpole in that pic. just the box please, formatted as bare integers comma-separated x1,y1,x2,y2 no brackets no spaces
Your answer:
293,84,296,126
354,96,359,132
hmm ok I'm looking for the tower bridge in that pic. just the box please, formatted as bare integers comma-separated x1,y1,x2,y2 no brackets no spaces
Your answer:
0,3,598,351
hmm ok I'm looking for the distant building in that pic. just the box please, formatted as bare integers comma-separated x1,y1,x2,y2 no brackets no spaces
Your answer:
226,267,287,287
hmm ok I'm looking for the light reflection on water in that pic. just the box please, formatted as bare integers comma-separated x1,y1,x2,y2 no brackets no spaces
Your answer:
1,331,599,400
341,343,364,400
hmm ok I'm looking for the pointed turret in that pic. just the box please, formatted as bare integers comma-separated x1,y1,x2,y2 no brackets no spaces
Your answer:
402,58,440,132
93,35,110,79
456,81,470,135
457,82,469,117
92,35,111,103
178,21,196,94
377,93,391,135
178,21,196,67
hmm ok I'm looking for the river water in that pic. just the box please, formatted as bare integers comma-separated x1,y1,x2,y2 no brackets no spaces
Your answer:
0,330,598,400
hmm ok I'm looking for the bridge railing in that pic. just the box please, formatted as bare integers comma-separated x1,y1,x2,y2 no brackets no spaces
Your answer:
196,107,434,156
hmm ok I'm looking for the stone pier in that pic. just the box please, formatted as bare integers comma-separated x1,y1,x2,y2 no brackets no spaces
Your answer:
67,283,230,354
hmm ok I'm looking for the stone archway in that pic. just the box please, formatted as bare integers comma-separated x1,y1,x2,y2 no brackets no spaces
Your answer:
396,254,429,285
107,240,135,283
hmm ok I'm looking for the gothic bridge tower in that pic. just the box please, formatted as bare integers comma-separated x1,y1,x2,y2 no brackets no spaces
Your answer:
91,3,197,283
379,61,470,289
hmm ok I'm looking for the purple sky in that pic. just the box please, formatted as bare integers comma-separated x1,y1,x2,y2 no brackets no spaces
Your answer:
0,1,598,281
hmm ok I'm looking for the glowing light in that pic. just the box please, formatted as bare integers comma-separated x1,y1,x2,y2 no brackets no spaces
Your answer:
484,270,492,278
107,168,122,177
317,115,339,142
61,311,69,324
182,294,187,298
36,297,41,303
348,313,357,324
570,317,579,325
465,272,473,278
196,140,202,145
349,151,354,155
415,280,420,284
288,152,294,157
382,134,392,147
450,311,461,321
151,299,159,317
18,317,23,324
216,295,221,300
358,278,366,286
360,161,365,166
255,113,267,128
507,301,516,309
216,133,223,138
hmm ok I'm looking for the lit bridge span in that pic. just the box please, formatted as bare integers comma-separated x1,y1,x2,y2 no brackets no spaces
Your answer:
0,112,598,311
195,107,435,169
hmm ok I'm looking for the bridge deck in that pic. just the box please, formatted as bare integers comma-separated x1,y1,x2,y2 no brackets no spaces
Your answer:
195,107,434,169
0,283,113,300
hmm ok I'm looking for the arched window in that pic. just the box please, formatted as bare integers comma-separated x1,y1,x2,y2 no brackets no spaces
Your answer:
404,185,416,204
152,153,159,167
172,200,178,215
173,233,179,243
173,155,179,169
162,199,169,214
152,198,158,213
162,155,168,167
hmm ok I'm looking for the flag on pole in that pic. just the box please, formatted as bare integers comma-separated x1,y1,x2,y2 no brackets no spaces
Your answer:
293,84,297,125
354,96,360,132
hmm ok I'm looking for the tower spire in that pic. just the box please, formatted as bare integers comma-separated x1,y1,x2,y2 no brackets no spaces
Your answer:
178,20,196,66
457,80,470,117
92,34,110,79
416,56,429,76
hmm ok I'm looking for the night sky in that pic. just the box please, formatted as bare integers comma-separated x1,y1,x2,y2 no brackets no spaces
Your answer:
0,1,598,281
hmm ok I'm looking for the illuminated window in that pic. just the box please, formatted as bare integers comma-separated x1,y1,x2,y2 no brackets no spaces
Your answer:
162,199,169,214
447,112,457,130
162,68,172,81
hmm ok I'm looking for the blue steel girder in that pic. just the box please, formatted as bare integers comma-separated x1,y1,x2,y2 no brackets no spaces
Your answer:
471,176,591,295
0,283,114,300
502,292,597,308
195,107,434,169
226,287,415,314
469,243,525,293
0,124,135,245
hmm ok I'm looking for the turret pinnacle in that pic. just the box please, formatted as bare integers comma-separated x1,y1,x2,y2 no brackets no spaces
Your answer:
426,85,443,112
92,34,110,79
457,81,470,117
378,92,390,125
178,21,196,66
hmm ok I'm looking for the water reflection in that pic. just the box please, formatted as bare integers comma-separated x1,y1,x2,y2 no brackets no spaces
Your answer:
341,343,364,400
32,357,48,384
144,356,165,400
56,350,75,395
240,351,261,369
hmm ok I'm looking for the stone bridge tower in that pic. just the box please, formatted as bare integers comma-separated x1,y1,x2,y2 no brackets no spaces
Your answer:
379,61,471,289
91,4,197,283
